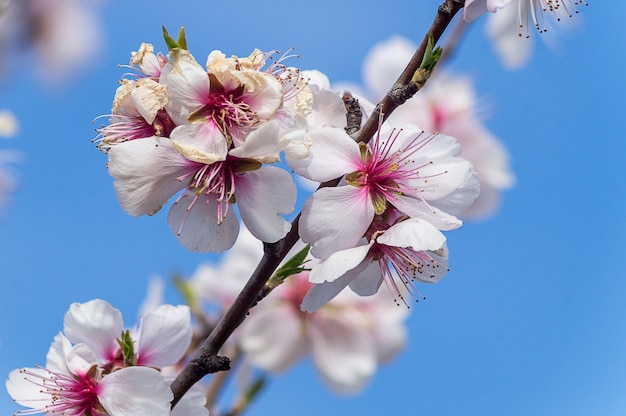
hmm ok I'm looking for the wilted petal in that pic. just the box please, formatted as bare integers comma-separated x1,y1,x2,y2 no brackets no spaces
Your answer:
171,122,229,164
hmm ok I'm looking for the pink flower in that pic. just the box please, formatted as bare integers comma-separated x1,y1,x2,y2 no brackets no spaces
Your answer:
292,123,478,259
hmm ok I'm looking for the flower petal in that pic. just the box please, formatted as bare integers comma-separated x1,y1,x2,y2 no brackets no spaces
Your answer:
236,166,296,243
239,305,307,372
348,260,385,296
300,186,374,260
108,137,196,216
301,272,355,312
137,305,192,367
309,310,377,394
98,367,173,416
309,242,373,284
376,218,446,251
63,299,123,362
288,127,359,182
170,122,229,164
167,193,240,253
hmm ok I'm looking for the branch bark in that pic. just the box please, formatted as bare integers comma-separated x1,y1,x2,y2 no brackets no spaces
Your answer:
170,0,465,407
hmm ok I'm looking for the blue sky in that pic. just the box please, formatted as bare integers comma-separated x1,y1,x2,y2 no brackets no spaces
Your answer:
1,1,625,415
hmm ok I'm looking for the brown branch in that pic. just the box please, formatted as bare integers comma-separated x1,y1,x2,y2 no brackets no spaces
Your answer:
170,0,465,407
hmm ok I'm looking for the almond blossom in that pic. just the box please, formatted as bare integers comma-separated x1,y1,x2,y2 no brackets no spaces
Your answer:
359,35,514,218
291,122,478,260
99,43,306,252
7,335,173,415
5,298,197,415
301,217,449,311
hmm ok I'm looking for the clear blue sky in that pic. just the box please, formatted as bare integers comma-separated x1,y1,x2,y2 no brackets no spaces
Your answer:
1,1,625,415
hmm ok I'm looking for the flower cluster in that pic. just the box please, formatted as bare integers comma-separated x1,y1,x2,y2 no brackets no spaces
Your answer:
97,39,316,252
6,299,206,416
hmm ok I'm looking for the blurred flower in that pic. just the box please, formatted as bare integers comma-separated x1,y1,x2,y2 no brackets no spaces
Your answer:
358,35,514,218
0,110,18,138
0,110,20,211
463,0,512,22
0,0,103,82
485,0,588,69
189,225,408,394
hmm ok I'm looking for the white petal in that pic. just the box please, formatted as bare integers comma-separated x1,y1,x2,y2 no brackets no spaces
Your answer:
239,305,307,372
137,305,192,367
236,166,296,243
65,344,99,376
63,299,123,361
288,127,359,182
99,367,173,416
309,311,377,394
108,137,195,216
171,122,229,164
6,368,53,409
376,218,446,251
167,193,240,253
160,49,209,126
394,193,463,231
301,272,355,312
486,4,532,69
348,261,385,296
45,332,72,373
300,186,374,260
170,384,209,416
228,120,281,163
309,243,373,284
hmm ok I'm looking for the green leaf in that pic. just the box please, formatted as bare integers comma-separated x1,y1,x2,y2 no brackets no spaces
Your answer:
419,32,443,73
268,244,311,287
162,25,188,51
173,275,197,311
117,330,137,366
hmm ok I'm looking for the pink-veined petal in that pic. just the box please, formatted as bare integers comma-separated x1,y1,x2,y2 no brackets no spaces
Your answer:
98,367,172,416
236,166,296,243
167,193,240,253
300,186,374,260
108,137,196,216
137,305,192,367
63,299,123,362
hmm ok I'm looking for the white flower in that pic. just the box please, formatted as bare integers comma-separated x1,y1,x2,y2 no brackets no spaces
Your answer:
63,299,192,368
292,122,478,259
485,0,588,69
6,333,173,416
240,271,408,394
358,36,514,218
301,218,449,311
463,0,512,22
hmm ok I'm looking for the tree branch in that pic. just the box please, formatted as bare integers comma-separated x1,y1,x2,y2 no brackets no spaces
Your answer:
170,0,465,407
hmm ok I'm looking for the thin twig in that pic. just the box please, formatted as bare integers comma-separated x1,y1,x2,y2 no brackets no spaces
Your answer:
170,0,465,407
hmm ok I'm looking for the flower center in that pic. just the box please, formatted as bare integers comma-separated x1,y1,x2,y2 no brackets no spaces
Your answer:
19,366,102,415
